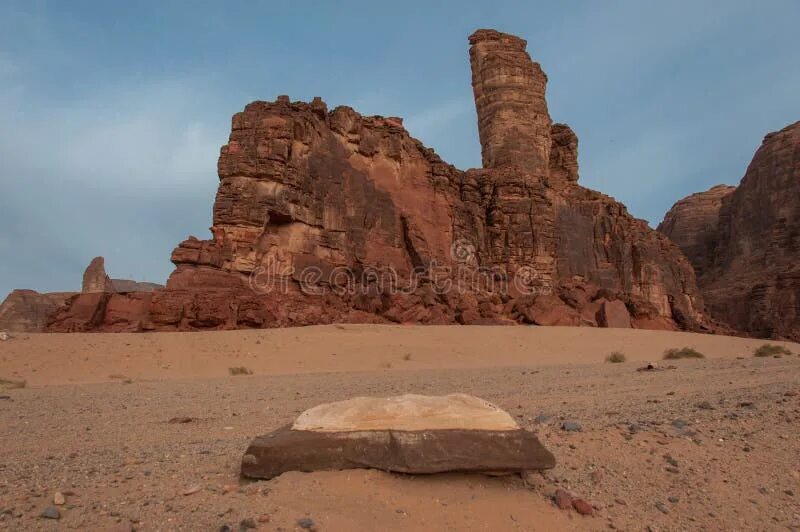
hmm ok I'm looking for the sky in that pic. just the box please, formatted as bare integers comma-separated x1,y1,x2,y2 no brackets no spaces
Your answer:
1,1,799,296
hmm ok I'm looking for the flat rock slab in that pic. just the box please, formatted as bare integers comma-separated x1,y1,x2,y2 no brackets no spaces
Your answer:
241,394,555,479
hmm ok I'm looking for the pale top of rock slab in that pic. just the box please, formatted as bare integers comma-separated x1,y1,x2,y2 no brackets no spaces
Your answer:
291,393,520,432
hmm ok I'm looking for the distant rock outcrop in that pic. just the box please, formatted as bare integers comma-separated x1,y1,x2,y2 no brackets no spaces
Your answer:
660,121,800,341
47,29,709,333
0,257,163,333
0,290,75,332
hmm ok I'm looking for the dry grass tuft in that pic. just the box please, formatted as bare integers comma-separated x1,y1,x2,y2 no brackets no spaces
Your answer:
753,344,792,357
228,366,253,376
0,377,27,390
663,347,705,360
605,351,626,363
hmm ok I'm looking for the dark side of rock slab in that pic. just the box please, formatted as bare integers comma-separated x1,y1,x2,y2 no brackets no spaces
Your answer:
241,425,555,479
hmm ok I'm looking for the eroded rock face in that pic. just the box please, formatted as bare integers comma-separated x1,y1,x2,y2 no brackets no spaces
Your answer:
660,122,800,340
658,185,736,279
241,394,555,479
0,290,76,332
48,29,709,333
82,257,114,293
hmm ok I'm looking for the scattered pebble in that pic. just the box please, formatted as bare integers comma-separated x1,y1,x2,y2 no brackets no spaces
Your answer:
562,421,582,432
297,517,316,529
668,496,679,503
572,498,593,516
696,401,714,410
53,492,65,505
39,506,60,520
671,419,689,429
168,416,197,424
554,489,573,510
239,517,257,529
182,484,202,496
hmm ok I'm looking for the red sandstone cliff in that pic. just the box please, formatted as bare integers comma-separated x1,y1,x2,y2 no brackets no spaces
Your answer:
660,121,800,341
46,29,709,333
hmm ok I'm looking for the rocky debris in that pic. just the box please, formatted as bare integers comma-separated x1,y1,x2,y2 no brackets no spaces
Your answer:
53,492,65,505
659,121,800,341
39,506,60,520
47,29,709,334
241,394,555,479
0,331,9,341
561,421,583,432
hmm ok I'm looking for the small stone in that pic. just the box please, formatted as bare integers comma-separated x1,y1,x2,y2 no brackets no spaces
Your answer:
554,489,573,510
664,455,679,467
0,332,10,341
668,496,679,503
562,421,582,432
183,484,202,496
297,517,316,529
534,413,551,424
695,401,714,410
590,470,603,483
655,502,669,514
572,498,593,515
786,490,795,497
239,517,257,529
53,492,66,505
665,466,680,474
219,526,232,532
671,419,688,429
168,416,196,424
39,506,60,520
257,514,271,523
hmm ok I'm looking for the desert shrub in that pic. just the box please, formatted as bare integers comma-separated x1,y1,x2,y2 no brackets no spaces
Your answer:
663,347,705,360
0,377,26,389
228,366,253,376
605,351,626,363
753,344,792,357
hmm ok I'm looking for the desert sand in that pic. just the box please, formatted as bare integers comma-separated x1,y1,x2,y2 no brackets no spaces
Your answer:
1,325,799,530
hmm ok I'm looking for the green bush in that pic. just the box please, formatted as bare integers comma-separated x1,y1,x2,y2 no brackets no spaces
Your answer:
663,347,705,360
753,344,792,357
605,351,626,363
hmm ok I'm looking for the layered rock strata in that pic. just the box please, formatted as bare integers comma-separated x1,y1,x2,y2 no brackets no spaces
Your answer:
46,29,709,333
660,122,800,340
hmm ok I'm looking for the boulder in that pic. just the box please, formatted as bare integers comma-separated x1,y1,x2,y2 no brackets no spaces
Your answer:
241,394,555,479
597,299,632,328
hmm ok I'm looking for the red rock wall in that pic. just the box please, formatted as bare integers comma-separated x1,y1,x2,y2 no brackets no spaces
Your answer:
660,122,800,341
47,29,711,333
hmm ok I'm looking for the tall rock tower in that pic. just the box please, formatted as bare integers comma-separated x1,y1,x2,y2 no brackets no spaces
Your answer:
469,29,552,175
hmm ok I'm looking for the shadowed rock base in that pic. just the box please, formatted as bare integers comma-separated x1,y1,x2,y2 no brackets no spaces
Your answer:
241,425,555,479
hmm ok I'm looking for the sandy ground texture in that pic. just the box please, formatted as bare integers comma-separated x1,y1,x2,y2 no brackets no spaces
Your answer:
0,325,799,531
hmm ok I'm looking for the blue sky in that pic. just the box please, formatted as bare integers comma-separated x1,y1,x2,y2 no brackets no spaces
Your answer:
1,0,798,296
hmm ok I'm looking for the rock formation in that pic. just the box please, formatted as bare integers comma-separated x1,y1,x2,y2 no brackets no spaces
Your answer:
658,185,736,279
0,290,76,333
82,256,162,294
0,257,162,333
47,29,709,333
660,121,800,341
241,394,555,479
